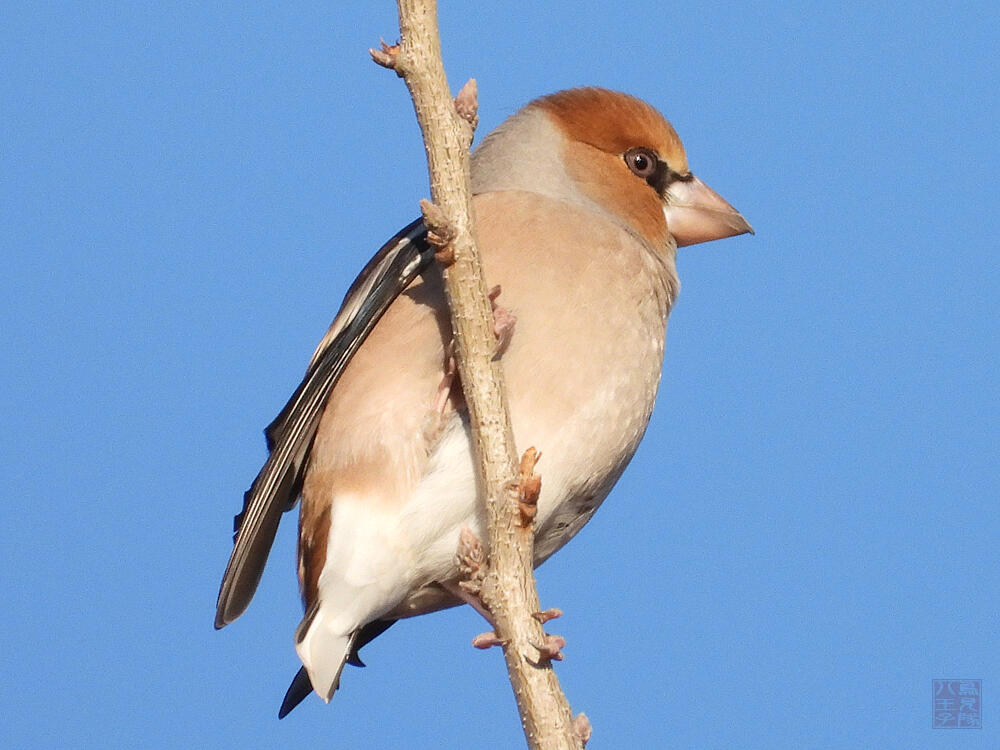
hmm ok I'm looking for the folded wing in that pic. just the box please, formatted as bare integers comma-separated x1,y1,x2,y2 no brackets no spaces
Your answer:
215,219,434,629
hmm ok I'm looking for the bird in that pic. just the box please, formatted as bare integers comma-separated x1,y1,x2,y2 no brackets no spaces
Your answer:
215,87,752,717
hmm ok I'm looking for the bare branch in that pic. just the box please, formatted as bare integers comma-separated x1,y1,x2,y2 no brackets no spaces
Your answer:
376,2,583,747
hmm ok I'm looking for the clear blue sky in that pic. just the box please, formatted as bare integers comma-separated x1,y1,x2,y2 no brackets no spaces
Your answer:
2,2,997,748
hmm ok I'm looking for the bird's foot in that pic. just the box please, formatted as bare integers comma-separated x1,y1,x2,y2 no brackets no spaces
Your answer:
444,531,496,629
454,526,487,598
432,287,513,420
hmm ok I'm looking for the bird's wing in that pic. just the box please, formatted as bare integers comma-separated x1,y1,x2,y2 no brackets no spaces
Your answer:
215,218,434,629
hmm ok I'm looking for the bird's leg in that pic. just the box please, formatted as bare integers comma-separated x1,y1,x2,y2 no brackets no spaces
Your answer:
432,287,513,419
449,527,490,621
488,285,516,357
442,577,495,628
432,340,458,417
450,519,566,655
445,527,509,648
441,576,507,649
423,341,458,445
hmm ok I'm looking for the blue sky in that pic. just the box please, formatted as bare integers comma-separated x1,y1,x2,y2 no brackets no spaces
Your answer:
2,2,998,748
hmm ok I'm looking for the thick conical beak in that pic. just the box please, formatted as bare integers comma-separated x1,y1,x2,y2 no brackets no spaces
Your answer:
664,176,754,247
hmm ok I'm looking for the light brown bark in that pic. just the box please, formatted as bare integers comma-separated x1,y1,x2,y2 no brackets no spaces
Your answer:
372,2,585,748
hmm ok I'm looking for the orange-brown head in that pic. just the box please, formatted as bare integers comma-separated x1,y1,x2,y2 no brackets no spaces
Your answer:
530,87,752,249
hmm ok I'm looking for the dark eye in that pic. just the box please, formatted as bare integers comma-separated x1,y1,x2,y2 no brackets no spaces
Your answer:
624,147,659,178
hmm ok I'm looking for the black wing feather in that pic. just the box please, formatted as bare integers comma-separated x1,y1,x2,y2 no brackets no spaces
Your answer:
215,219,433,629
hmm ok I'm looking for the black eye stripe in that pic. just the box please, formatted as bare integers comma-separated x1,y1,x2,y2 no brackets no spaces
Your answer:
646,160,671,195
641,159,686,196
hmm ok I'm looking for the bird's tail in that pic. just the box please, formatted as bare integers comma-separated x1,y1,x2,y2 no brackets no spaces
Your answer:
294,605,357,703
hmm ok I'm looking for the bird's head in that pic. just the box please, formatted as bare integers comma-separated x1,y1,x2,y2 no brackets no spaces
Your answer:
472,87,753,251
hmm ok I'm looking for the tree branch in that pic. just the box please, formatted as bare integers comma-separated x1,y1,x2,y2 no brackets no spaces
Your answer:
372,3,585,747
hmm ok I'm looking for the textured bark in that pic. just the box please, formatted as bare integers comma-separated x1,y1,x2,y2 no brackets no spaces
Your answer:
372,2,584,748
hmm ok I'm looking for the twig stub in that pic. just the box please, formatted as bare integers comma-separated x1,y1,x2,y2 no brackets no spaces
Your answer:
532,608,563,625
369,39,402,75
531,634,566,663
516,447,542,527
455,78,479,131
572,714,593,746
419,198,457,266
472,631,506,650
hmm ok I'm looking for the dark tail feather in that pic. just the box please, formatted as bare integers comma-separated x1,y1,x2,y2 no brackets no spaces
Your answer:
277,619,398,718
278,667,312,719
346,619,397,667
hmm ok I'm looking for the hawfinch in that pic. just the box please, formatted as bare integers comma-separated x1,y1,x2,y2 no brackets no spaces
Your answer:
215,87,752,716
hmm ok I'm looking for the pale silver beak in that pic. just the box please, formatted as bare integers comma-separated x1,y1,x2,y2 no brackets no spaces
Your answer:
664,176,754,247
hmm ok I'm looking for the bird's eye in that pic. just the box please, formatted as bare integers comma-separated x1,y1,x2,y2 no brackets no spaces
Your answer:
624,147,659,178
